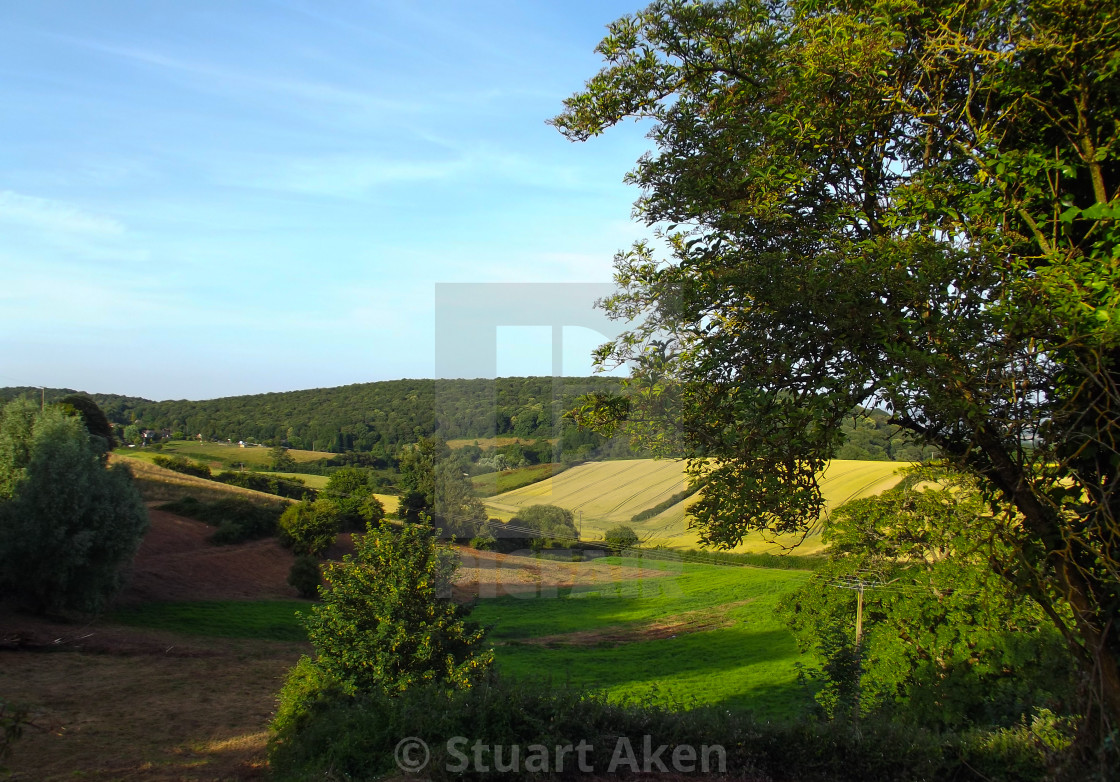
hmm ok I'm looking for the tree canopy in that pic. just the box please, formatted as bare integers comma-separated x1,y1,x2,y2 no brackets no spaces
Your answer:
556,0,1120,721
0,399,148,613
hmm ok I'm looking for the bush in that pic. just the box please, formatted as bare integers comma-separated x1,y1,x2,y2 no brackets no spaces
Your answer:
158,496,285,544
603,524,639,554
271,674,1069,782
300,519,491,696
278,500,340,557
152,454,212,479
288,555,322,599
212,471,315,501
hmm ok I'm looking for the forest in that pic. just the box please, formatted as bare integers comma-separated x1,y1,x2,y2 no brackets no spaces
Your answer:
0,378,926,461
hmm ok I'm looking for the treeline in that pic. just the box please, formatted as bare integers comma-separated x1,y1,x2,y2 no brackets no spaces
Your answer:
0,381,928,461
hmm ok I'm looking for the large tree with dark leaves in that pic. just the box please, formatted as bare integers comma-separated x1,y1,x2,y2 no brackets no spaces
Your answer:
555,0,1120,720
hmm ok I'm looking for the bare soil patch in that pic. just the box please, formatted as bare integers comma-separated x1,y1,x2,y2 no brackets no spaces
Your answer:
453,548,675,601
514,600,755,647
120,509,299,603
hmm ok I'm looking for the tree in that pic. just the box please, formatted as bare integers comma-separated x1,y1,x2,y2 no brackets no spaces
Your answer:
269,445,297,472
0,399,149,613
322,467,385,530
57,393,115,454
781,470,1074,726
301,520,492,695
278,499,340,557
556,0,1120,722
604,524,639,554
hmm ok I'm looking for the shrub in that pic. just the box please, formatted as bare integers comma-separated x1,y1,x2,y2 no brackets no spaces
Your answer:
604,524,639,554
300,519,491,696
278,500,340,557
152,454,211,479
159,496,284,544
288,555,322,599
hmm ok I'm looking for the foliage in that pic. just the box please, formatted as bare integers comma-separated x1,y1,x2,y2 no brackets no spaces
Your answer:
278,500,340,557
269,672,1081,782
0,698,32,771
57,393,115,453
269,445,297,472
211,470,315,500
152,454,212,479
288,555,322,599
300,519,492,696
399,437,487,538
322,466,385,529
158,495,285,544
781,471,1076,727
0,399,149,613
604,524,639,553
556,0,1120,721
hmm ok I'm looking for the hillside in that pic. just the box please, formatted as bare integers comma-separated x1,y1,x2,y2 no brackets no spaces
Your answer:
1,378,927,460
484,458,905,554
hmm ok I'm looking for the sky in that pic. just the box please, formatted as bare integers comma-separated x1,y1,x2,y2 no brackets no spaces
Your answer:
0,0,658,401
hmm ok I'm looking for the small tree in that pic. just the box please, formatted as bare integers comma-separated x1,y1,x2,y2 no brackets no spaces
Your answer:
0,400,149,613
269,445,297,472
302,519,491,695
278,499,340,557
323,467,384,530
604,524,639,555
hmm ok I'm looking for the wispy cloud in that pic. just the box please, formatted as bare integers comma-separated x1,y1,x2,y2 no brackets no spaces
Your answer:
74,40,428,116
236,154,465,197
0,190,125,235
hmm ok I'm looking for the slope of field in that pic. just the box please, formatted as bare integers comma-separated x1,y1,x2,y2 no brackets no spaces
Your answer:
111,454,297,506
470,558,809,715
484,458,905,553
115,440,331,468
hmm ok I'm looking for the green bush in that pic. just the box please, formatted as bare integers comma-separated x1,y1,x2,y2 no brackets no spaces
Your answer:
278,500,340,557
152,454,212,479
603,524,639,554
288,555,322,599
158,496,285,544
299,520,491,696
271,674,1072,782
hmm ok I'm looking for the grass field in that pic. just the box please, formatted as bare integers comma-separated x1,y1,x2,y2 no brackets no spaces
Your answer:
484,458,905,553
472,463,564,497
115,440,331,469
103,557,811,719
470,558,810,716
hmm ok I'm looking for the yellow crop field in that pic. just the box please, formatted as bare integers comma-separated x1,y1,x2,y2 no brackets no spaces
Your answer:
483,458,905,554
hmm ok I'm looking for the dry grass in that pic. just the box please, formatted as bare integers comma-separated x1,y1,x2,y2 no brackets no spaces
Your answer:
112,455,294,506
1,630,302,781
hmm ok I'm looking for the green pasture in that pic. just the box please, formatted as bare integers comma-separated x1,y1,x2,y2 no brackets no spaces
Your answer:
111,600,312,642
470,558,811,716
116,440,331,469
110,558,813,717
472,463,562,497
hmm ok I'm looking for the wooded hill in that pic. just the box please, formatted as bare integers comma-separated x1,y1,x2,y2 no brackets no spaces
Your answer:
0,378,929,460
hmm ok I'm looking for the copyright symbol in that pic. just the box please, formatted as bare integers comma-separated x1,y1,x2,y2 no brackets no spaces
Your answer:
394,737,430,773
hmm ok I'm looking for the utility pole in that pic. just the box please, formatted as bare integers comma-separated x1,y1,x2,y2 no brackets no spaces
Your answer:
831,574,882,720
40,386,45,412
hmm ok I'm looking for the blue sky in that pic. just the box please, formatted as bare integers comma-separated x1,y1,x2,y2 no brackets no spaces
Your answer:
0,0,655,400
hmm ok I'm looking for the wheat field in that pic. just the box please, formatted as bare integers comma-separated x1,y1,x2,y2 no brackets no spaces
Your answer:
483,458,905,553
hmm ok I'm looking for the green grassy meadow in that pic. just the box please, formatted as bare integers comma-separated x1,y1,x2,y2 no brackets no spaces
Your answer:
109,557,812,718
470,558,811,716
115,440,331,469
472,462,563,497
